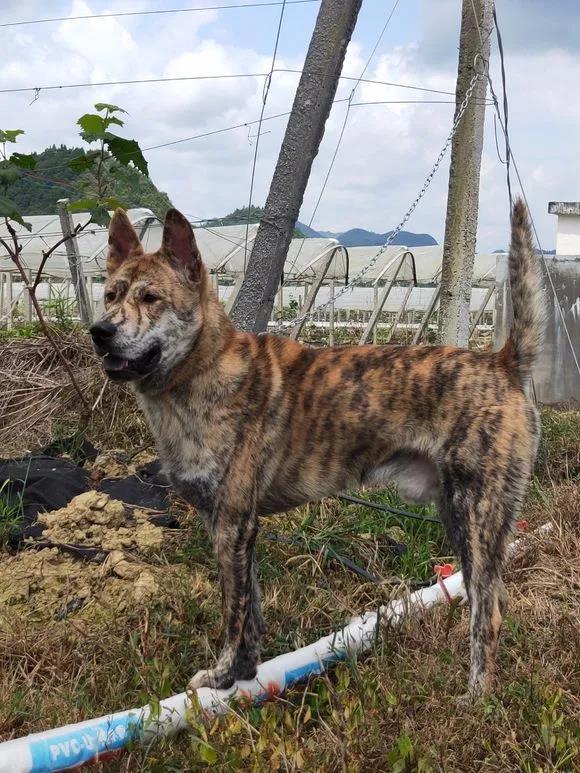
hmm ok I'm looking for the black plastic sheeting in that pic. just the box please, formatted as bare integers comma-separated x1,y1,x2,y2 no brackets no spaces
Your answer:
1,441,416,585
0,438,177,547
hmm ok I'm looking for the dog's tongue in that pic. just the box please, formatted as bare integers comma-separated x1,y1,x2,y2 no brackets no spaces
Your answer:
104,354,129,371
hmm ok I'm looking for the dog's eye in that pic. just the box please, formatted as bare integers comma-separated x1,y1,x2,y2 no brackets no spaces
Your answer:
142,293,160,304
105,291,116,303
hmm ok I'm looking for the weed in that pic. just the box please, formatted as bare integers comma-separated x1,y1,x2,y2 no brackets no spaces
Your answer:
0,479,23,548
0,321,41,340
537,406,580,482
387,733,434,772
41,287,77,331
49,421,89,464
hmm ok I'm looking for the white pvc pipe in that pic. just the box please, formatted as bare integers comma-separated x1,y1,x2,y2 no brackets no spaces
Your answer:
0,524,550,773
0,574,466,773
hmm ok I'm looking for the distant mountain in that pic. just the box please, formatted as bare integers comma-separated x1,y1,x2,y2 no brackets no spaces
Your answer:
335,228,437,247
297,222,437,247
208,206,304,237
204,211,437,247
493,248,556,254
295,221,322,238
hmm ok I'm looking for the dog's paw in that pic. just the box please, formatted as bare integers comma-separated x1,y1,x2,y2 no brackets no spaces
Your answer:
456,686,484,708
456,691,475,708
187,668,235,692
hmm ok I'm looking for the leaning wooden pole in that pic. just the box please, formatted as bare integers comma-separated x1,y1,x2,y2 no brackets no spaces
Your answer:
230,0,363,333
57,199,93,326
438,0,493,347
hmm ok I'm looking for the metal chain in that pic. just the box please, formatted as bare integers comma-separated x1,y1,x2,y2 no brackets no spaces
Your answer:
269,69,482,333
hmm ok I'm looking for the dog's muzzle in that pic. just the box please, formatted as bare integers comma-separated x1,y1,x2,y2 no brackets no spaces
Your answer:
90,320,116,354
90,321,161,382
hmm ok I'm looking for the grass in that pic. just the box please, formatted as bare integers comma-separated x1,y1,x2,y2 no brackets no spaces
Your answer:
0,480,23,549
0,327,578,770
1,473,578,770
0,327,153,456
536,406,580,483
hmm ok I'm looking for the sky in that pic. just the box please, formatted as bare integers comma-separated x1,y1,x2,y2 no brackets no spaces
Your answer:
1,0,579,251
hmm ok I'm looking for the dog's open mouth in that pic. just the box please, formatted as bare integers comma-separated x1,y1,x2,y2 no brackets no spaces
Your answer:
102,345,161,382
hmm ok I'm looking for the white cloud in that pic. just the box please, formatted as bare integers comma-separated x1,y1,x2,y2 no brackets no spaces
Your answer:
0,0,577,250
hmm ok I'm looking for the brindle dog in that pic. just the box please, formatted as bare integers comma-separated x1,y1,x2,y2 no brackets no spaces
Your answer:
91,200,544,698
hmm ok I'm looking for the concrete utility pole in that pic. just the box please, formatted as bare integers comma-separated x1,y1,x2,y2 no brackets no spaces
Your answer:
230,0,363,332
438,0,493,347
57,199,93,326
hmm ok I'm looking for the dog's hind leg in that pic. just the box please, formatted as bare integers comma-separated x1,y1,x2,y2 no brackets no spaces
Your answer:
188,485,264,691
439,450,529,699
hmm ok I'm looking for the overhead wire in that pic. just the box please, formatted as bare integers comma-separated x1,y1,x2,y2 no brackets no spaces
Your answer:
16,97,463,176
350,98,492,107
0,71,457,98
305,0,404,228
244,0,287,269
285,0,403,279
0,0,318,28
0,72,271,95
468,1,580,378
491,5,512,207
277,69,456,96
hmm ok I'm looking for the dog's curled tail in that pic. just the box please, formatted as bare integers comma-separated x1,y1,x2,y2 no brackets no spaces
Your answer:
501,198,545,381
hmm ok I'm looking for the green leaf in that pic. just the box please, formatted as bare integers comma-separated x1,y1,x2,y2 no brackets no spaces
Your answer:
0,195,32,230
68,151,100,173
398,734,413,758
69,198,117,225
88,205,111,226
0,165,21,186
68,198,100,213
77,113,106,142
198,743,218,764
9,152,36,170
105,134,148,176
0,129,24,144
94,102,127,115
104,115,125,130
102,196,125,211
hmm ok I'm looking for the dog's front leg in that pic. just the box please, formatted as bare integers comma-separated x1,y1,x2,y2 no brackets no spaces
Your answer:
188,494,264,691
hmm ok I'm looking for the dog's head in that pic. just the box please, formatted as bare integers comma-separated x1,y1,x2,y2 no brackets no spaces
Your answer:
90,208,208,383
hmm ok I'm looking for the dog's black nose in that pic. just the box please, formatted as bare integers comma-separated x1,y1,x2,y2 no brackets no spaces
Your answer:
90,320,117,344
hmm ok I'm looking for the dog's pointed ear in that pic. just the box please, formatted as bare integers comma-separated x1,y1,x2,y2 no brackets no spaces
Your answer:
161,209,202,282
107,209,143,272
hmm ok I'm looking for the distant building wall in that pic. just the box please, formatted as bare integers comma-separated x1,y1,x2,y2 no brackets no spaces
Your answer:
555,215,580,255
548,201,580,255
495,255,580,405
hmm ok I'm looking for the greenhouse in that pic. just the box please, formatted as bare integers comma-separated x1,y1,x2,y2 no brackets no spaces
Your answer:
0,208,499,342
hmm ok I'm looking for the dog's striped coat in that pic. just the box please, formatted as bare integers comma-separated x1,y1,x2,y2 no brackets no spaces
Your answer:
91,200,544,698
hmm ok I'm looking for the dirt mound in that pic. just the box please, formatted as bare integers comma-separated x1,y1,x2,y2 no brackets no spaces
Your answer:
0,546,192,621
87,448,159,482
38,490,164,552
0,491,197,623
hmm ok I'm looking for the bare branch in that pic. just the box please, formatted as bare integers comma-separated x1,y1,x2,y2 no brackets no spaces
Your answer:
3,215,91,417
4,217,22,258
0,236,15,259
32,218,92,291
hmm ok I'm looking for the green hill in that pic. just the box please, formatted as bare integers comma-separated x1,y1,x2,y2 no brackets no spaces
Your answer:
8,145,173,218
205,205,305,237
